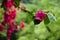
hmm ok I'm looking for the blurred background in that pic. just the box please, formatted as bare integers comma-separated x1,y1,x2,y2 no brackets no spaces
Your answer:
0,0,60,40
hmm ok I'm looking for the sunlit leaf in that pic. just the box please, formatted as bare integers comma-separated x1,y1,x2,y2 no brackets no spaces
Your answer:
47,13,56,22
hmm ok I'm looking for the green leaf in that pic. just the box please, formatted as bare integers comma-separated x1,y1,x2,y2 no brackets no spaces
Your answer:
44,14,50,25
47,13,56,23
14,0,20,7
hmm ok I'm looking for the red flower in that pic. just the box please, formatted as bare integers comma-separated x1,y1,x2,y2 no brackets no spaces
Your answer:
20,21,25,30
35,10,46,22
11,22,18,30
7,30,12,40
7,25,14,40
10,10,16,19
3,0,14,10
7,22,17,40
3,9,16,24
0,24,4,32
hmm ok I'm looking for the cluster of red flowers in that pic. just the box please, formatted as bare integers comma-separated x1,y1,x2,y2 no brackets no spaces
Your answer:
0,0,25,40
2,9,16,25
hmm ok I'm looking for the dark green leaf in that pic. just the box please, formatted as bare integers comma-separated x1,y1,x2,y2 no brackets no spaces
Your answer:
44,14,50,25
14,0,20,7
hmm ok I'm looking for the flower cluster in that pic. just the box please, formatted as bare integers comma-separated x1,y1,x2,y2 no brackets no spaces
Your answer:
2,9,16,25
7,22,18,40
2,0,14,10
1,0,19,40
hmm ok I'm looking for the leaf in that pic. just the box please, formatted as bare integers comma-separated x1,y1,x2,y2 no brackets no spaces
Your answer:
14,0,20,7
47,13,56,23
44,14,50,25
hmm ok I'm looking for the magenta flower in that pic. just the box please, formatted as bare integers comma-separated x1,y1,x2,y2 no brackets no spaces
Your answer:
0,24,4,32
10,10,16,19
7,25,14,40
7,22,18,40
3,16,12,25
2,9,16,25
35,10,46,22
20,21,25,30
10,22,18,30
2,0,14,10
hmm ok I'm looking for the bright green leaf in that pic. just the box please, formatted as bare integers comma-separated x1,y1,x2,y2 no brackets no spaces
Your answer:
47,13,56,23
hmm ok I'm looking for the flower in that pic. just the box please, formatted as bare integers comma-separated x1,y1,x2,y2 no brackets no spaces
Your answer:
34,10,46,25
2,0,14,10
10,10,16,19
0,24,4,32
3,9,16,24
35,10,46,22
20,21,25,30
7,25,14,40
11,22,18,31
7,22,18,40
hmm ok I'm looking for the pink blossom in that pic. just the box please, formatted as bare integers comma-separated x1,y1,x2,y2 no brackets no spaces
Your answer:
10,10,16,19
2,9,16,25
35,10,46,21
2,0,14,10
